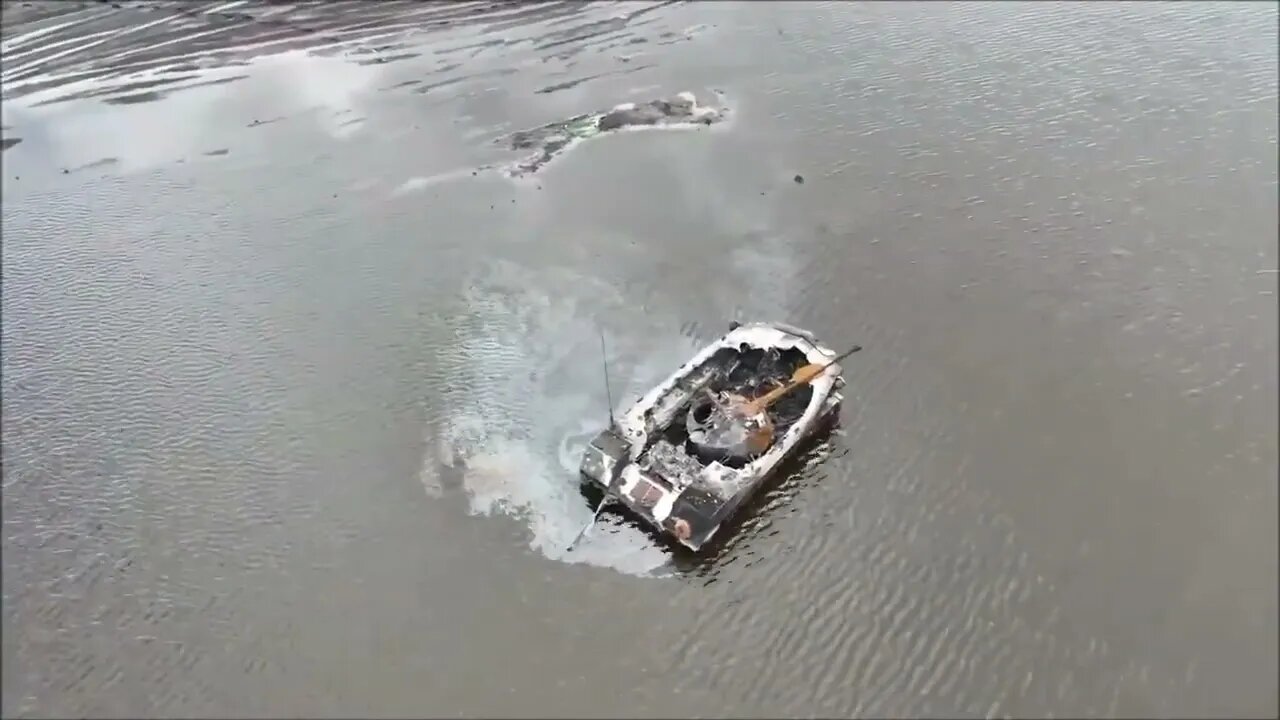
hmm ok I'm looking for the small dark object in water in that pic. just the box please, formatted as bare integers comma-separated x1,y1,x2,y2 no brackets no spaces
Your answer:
793,174,805,184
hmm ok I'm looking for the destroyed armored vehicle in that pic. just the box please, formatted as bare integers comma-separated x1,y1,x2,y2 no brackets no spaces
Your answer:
578,321,857,552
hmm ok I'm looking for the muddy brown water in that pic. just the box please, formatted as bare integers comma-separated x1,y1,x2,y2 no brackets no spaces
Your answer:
2,1,1276,717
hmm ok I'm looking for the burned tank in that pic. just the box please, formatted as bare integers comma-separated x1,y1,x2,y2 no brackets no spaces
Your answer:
577,321,857,552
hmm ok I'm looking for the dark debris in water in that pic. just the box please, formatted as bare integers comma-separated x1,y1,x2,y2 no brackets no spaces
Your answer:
78,157,120,171
247,116,286,129
103,90,164,106
58,157,121,175
503,91,727,177
535,73,609,96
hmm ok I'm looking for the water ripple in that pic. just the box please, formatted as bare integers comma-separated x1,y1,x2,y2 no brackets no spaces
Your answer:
3,0,1275,717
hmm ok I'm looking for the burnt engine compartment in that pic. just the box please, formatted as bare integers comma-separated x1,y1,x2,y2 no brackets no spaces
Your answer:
658,344,813,470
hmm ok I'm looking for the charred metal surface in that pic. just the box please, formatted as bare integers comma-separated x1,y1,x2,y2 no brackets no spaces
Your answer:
578,321,847,552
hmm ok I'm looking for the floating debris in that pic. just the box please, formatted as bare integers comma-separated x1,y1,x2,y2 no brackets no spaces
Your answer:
503,91,727,177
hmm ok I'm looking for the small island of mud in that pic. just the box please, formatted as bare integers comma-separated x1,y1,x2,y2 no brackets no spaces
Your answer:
503,91,727,177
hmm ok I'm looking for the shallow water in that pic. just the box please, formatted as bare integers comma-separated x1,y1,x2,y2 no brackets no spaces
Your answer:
2,1,1277,717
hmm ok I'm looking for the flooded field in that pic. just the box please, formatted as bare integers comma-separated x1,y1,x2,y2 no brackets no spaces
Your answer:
2,1,1276,717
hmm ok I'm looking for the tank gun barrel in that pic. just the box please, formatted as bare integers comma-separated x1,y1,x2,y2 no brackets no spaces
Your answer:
741,344,861,416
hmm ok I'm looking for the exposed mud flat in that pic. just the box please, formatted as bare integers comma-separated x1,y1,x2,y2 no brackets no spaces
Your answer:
2,1,1277,718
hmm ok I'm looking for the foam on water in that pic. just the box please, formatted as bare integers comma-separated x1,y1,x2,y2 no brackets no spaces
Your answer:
420,259,703,576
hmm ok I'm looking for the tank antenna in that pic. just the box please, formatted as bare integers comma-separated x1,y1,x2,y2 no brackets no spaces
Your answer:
568,328,620,553
599,328,615,429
